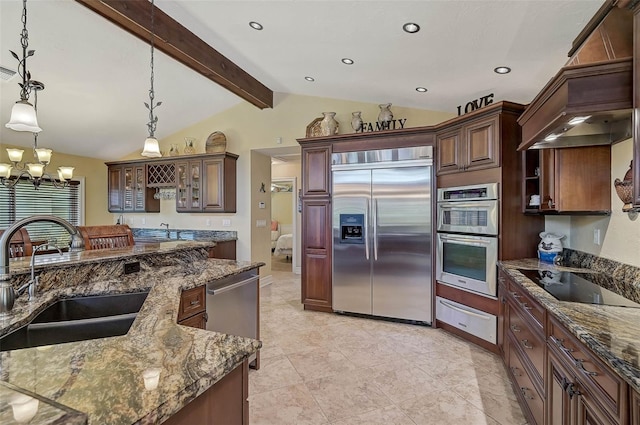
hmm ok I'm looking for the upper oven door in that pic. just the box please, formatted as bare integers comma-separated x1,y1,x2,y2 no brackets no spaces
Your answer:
437,200,498,235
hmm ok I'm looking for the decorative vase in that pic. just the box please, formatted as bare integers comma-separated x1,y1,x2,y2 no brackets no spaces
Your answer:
614,160,634,212
377,103,393,129
537,232,565,263
320,112,339,136
351,111,363,132
169,144,180,156
184,138,196,155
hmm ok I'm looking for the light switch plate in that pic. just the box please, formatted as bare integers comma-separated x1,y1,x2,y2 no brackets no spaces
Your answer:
222,219,231,227
256,219,267,227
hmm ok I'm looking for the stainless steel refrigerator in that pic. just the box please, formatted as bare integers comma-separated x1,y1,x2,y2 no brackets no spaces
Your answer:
332,147,432,323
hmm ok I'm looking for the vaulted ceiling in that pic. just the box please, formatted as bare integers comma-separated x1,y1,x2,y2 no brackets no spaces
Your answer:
0,0,603,160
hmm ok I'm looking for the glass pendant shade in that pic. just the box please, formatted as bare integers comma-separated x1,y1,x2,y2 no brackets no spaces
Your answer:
6,148,24,163
0,164,12,178
141,137,162,157
58,166,74,180
5,100,42,133
26,163,44,178
35,148,52,164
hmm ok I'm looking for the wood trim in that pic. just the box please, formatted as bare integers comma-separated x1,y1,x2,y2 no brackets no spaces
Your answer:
74,0,272,109
568,1,618,57
303,304,333,313
105,152,238,167
435,283,499,315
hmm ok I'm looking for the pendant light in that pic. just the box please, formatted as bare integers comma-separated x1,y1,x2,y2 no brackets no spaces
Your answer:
5,0,41,133
141,0,163,158
1,81,74,190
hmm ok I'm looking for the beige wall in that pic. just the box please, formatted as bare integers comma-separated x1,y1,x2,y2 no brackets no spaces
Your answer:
119,92,455,263
251,151,272,278
0,143,110,226
272,191,293,225
544,138,640,267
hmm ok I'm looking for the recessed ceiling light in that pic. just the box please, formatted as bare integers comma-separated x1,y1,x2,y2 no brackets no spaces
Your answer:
341,58,354,65
304,76,315,82
494,66,511,74
249,21,263,30
416,87,428,93
403,23,420,34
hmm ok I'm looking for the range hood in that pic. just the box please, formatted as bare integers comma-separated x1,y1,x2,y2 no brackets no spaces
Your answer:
517,4,634,151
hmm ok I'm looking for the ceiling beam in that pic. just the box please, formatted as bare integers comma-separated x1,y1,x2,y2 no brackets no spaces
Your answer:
75,0,273,109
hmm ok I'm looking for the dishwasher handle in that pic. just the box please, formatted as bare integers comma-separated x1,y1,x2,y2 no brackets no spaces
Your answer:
207,275,259,296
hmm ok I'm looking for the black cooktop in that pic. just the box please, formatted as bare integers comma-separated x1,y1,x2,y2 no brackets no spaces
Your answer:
517,269,640,308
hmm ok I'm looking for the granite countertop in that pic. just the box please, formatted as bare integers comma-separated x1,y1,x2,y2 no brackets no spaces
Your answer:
131,228,237,243
0,243,263,425
499,259,640,393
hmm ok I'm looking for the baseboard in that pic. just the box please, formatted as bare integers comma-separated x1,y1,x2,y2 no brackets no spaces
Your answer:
294,266,301,275
260,275,273,287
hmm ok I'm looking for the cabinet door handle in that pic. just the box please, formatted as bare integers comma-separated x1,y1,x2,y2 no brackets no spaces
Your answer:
522,303,533,311
548,199,555,209
575,359,598,376
510,292,521,299
567,383,581,399
520,387,535,400
510,325,521,333
203,312,208,322
190,300,199,306
510,366,522,377
521,339,533,350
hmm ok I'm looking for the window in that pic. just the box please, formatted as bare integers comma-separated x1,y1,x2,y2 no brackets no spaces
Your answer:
0,178,83,247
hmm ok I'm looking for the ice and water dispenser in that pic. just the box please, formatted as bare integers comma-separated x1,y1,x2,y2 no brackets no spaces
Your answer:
339,214,364,244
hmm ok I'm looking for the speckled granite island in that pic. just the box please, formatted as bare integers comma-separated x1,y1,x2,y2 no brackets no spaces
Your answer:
0,241,262,425
499,257,640,392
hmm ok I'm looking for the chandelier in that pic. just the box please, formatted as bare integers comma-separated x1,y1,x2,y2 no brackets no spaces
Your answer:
141,0,163,158
1,0,74,190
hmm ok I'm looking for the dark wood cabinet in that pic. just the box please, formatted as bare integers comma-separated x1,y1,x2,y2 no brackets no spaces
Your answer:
163,359,248,425
302,144,332,197
176,153,237,213
209,239,237,260
177,285,207,329
107,164,159,213
522,146,611,214
632,389,640,425
107,153,237,214
436,114,499,175
300,198,332,311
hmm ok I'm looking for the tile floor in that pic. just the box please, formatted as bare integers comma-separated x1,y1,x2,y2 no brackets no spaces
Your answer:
250,270,528,425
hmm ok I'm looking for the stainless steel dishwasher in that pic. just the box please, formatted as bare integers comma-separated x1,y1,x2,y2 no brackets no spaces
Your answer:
206,270,259,367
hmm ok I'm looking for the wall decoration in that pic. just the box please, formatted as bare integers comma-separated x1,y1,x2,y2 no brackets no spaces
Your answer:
271,182,293,192
456,93,494,116
320,112,339,136
305,117,323,137
183,137,196,154
206,131,227,153
614,161,635,212
377,103,393,126
351,111,363,132
259,182,266,193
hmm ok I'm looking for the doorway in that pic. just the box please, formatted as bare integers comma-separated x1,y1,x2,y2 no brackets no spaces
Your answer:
271,177,296,272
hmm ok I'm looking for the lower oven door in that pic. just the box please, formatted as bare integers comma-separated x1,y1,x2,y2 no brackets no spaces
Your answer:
436,232,497,297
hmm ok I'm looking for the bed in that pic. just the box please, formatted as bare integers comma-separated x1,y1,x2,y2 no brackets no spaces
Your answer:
274,233,293,258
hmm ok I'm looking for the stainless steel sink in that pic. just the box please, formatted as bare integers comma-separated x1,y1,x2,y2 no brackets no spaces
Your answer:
0,291,149,351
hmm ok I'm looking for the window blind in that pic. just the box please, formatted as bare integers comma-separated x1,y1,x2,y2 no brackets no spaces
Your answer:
0,178,81,247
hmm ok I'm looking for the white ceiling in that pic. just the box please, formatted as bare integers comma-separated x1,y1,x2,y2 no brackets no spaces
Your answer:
0,0,604,160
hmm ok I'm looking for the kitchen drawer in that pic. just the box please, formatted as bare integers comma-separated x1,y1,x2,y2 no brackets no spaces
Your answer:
436,296,496,344
509,339,544,425
179,311,208,329
508,303,545,388
178,286,206,321
503,272,544,332
549,316,627,423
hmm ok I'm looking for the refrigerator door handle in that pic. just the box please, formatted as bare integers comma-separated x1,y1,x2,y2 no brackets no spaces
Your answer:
365,198,370,260
373,199,378,261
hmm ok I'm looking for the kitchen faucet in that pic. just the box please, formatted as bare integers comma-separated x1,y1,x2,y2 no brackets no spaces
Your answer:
20,243,64,300
160,222,170,238
0,215,85,315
